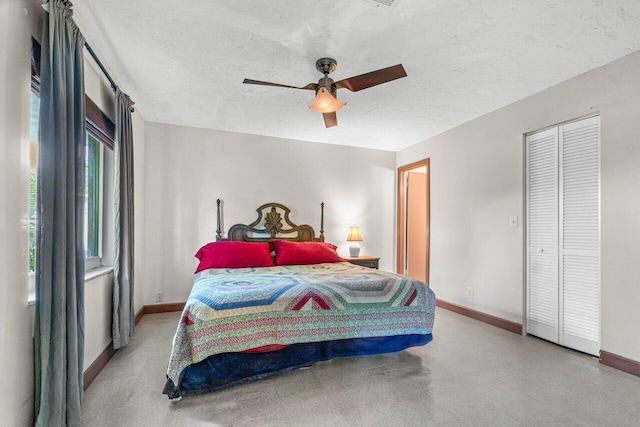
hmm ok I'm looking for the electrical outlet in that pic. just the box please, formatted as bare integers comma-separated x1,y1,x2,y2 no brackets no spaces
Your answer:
465,287,474,299
155,292,163,303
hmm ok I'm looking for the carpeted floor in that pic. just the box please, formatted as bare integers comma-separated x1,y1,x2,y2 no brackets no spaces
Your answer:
80,308,640,426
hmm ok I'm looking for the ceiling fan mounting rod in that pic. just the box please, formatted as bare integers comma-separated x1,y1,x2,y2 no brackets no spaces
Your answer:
315,58,338,96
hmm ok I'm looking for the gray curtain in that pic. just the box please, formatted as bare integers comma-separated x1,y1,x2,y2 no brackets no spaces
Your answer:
34,0,86,425
112,88,135,349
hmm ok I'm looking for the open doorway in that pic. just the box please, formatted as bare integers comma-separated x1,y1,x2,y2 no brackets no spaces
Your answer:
397,159,430,284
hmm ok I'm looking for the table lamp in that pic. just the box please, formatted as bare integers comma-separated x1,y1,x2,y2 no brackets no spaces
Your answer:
347,226,363,257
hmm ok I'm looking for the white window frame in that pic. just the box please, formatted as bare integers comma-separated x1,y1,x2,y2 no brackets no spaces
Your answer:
84,138,106,271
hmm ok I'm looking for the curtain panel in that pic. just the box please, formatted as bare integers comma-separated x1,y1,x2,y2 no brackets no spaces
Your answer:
34,0,86,425
112,88,135,349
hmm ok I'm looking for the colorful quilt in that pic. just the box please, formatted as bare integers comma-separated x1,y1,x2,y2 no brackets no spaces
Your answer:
167,262,436,386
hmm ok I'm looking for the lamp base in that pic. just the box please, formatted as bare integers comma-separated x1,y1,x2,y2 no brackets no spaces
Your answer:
349,245,360,257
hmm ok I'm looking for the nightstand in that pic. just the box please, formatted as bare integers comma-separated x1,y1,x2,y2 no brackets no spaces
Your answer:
343,256,380,269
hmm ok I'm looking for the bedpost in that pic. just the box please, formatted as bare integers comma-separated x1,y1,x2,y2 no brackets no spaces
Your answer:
320,202,325,242
216,199,222,241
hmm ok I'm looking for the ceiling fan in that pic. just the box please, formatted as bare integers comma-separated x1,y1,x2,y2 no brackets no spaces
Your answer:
243,58,407,128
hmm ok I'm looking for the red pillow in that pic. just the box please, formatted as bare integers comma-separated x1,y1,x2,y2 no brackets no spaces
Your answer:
273,240,343,266
194,241,273,272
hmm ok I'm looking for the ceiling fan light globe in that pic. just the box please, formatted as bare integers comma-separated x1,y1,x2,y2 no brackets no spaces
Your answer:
309,87,345,113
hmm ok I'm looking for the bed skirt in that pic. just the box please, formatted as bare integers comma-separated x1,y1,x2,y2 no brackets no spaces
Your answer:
163,333,432,399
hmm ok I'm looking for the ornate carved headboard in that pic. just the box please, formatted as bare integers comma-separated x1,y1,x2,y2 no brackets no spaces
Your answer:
215,199,325,242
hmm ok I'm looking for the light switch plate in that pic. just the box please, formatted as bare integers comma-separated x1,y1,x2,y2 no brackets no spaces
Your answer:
509,216,518,228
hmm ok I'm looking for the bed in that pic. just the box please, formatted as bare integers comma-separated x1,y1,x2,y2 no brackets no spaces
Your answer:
163,201,436,399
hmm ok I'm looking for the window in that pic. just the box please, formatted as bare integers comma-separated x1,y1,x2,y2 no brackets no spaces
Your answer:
29,38,115,281
84,133,106,270
28,92,40,274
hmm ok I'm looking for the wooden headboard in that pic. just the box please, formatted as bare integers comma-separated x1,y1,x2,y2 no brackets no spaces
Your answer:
215,199,324,242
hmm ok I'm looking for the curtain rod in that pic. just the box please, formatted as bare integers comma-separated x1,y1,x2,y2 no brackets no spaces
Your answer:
85,43,117,91
85,43,135,113
42,2,135,112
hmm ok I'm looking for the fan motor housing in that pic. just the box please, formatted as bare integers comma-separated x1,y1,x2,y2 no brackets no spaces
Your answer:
317,76,338,96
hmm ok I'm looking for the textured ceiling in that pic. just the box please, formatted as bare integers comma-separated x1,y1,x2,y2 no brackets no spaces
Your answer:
73,0,640,151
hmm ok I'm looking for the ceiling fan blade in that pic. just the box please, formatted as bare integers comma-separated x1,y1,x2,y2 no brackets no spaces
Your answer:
243,79,317,90
323,112,338,128
334,64,407,92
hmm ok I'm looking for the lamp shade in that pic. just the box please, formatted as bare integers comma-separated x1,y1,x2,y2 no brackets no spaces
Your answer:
309,87,346,113
346,226,363,242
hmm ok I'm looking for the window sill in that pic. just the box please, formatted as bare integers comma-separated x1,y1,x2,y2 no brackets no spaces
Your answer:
27,266,114,306
85,265,114,281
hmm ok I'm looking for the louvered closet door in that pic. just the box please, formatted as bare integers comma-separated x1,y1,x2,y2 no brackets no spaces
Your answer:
526,116,600,356
526,128,559,343
559,116,600,355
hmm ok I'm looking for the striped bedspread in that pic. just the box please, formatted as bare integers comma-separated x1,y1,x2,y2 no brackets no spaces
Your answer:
167,262,436,385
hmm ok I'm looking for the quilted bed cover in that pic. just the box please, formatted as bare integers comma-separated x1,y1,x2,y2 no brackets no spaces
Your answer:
166,262,436,388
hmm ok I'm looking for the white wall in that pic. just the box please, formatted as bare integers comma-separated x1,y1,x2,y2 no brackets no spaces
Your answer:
397,50,640,363
132,108,146,316
143,123,396,305
0,0,43,424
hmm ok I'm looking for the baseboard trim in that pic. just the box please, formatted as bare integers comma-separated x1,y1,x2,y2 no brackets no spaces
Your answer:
436,299,522,335
134,306,145,326
83,343,116,391
600,350,640,377
83,303,184,391
144,302,185,314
